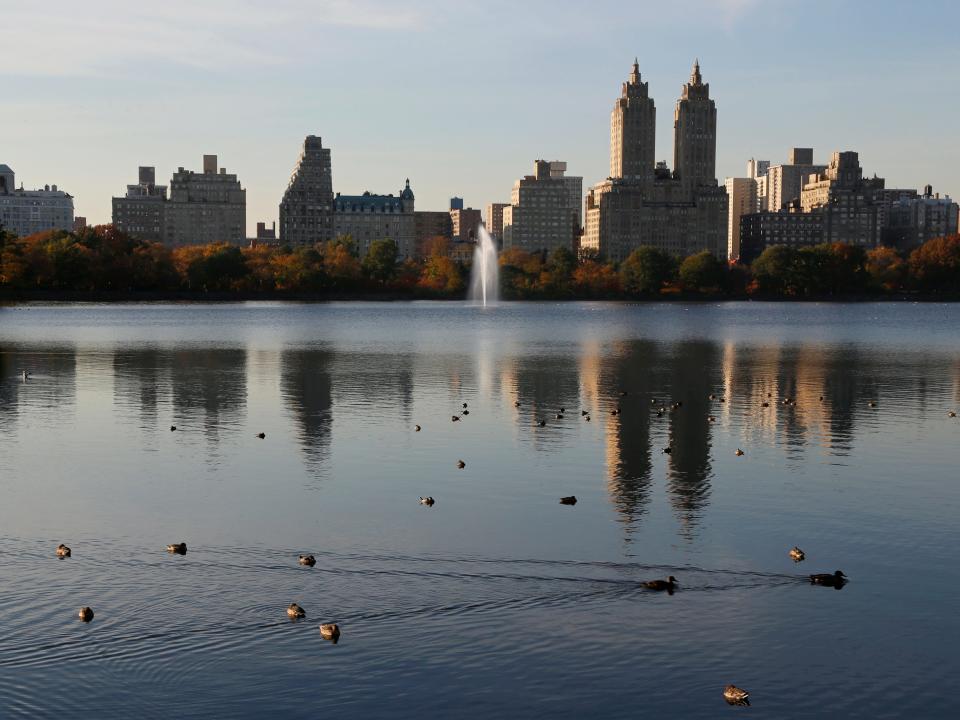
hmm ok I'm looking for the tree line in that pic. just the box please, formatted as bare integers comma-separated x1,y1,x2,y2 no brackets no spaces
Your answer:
1,225,959,298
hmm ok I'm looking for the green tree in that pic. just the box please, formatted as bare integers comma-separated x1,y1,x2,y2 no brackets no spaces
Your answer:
620,246,675,295
909,234,960,293
678,251,724,293
750,245,798,296
362,239,398,284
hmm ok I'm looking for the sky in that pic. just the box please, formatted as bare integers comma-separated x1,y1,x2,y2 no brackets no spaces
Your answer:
3,0,959,233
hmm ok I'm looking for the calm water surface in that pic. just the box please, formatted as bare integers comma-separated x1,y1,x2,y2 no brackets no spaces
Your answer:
0,302,958,718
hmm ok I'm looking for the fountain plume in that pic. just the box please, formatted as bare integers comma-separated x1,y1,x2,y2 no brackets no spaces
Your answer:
468,225,499,306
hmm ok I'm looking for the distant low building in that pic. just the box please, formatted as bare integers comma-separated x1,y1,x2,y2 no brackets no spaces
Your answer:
248,221,278,246
0,164,74,237
73,217,88,232
503,159,582,254
333,179,416,259
165,155,246,246
112,166,167,242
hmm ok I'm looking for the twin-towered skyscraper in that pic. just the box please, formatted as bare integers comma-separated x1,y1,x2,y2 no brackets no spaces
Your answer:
583,60,727,261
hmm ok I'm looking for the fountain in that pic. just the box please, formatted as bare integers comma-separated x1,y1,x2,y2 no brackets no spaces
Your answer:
468,225,499,306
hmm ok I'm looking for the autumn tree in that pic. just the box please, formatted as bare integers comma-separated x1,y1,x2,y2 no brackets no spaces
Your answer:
362,239,398,284
620,246,675,295
909,234,960,293
678,251,724,293
866,246,907,292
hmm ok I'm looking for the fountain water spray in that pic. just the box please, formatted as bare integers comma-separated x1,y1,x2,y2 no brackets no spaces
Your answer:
468,225,499,306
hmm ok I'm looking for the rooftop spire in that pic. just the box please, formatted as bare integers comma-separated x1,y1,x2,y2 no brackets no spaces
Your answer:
629,57,641,83
690,58,702,86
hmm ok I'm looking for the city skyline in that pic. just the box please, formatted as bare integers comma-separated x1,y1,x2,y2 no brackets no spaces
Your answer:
3,0,959,233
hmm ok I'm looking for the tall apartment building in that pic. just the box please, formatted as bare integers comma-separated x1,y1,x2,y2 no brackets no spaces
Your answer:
333,179,416,259
800,151,885,247
112,166,167,242
767,148,826,212
450,207,482,243
165,155,246,246
279,135,335,245
882,185,959,249
0,164,74,237
485,202,509,243
747,158,770,211
582,61,727,262
724,177,757,260
502,159,583,254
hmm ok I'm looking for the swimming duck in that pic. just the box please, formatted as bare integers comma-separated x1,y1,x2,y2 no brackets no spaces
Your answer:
708,416,716,422
581,410,589,416
611,409,620,416
789,546,805,562
559,407,566,413
620,391,628,397
555,413,564,420
723,685,749,705
585,416,590,422
709,394,717,400
537,419,546,427
462,409,469,415
514,401,521,408
419,496,435,506
662,447,672,454
457,460,466,469
462,403,468,409
56,543,71,558
819,395,824,401
650,398,658,405
257,432,266,439
810,570,847,587
21,371,30,381
287,603,306,619
761,402,770,408
735,449,745,456
167,542,187,555
299,554,316,567
656,411,663,418
868,401,877,408
415,425,421,432
642,576,678,591
78,607,94,622
949,411,956,418
560,496,577,505
170,425,177,432
451,415,460,422
319,623,340,642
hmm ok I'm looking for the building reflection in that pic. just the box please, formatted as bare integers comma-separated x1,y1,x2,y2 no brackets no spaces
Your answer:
170,348,247,441
113,348,170,430
281,348,333,474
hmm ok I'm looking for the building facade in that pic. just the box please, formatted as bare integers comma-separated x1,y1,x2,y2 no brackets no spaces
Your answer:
502,159,583,254
279,135,335,245
582,61,728,262
414,210,453,256
0,164,74,237
450,207,483,244
485,202,509,243
739,210,824,264
112,166,167,242
333,179,416,259
164,155,246,246
724,177,757,261
766,148,826,212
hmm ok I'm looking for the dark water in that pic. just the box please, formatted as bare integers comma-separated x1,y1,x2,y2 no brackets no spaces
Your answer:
0,302,958,718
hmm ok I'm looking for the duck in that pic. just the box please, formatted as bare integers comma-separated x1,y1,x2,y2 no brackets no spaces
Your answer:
415,425,421,432
650,398,658,405
170,425,177,432
719,398,726,403
735,449,745,456
581,410,589,417
257,432,266,439
642,576,678,592
611,408,620,416
585,416,591,422
868,401,877,408
555,413,564,420
56,543,71,558
419,496,435,506
620,391,628,397
708,416,716,422
949,411,956,418
723,685,749,705
287,603,306,619
319,623,341,642
166,542,187,555
451,415,460,422
662,447,672,454
761,401,770,408
810,570,847,587
559,496,577,505
21,371,30,381
656,411,664,418
672,401,683,409
78,607,95,622
819,395,824,401
514,401,521,408
457,459,466,469
299,554,316,567
462,402,468,409
789,546,805,562
462,409,470,416
559,407,566,414
709,394,717,400
537,419,546,427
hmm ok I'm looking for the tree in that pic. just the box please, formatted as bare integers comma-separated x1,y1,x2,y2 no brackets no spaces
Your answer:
678,251,724,293
362,239,398,284
866,246,907,292
909,234,960,293
322,241,362,287
620,246,675,295
573,260,620,297
418,255,464,295
750,245,798,296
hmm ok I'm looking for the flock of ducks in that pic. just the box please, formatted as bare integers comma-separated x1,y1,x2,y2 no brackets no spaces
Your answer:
59,541,341,642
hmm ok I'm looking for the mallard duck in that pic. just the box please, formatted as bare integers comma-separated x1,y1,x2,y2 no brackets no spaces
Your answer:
462,403,468,409
662,447,671,454
642,576,677,591
457,460,466,469
709,394,717,400
170,425,177,432
319,623,340,641
581,410,589,416
462,409,469,416
419,496,435,506
56,543,71,558
611,408,620,416
415,424,421,432
166,542,187,555
810,570,847,587
789,546,805,562
299,554,316,567
735,449,745,456
868,401,877,408
761,401,770,408
555,413,564,420
723,685,749,704
585,416,591,422
560,496,577,505
514,401,521,408
257,432,266,439
287,603,306,619
708,416,716,422
559,407,566,413
948,411,956,418
537,419,546,427
78,607,94,622
451,415,460,423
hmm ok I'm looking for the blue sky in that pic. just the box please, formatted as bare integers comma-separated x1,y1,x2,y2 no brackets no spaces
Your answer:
3,0,958,233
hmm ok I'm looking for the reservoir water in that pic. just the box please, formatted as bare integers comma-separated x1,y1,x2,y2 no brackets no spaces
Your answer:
0,301,958,718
